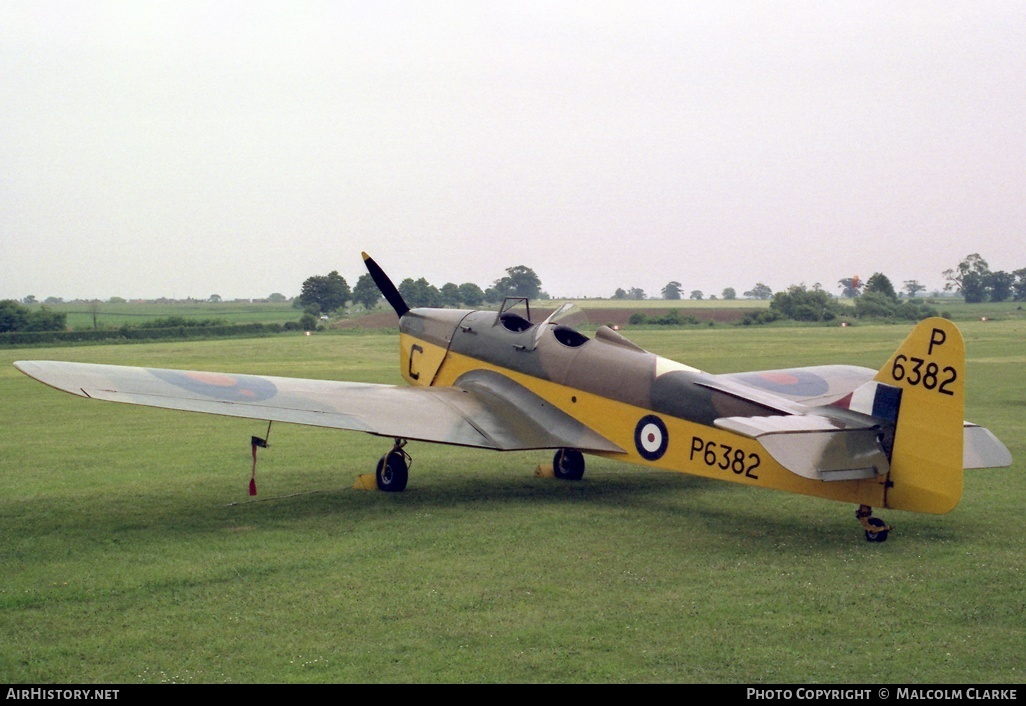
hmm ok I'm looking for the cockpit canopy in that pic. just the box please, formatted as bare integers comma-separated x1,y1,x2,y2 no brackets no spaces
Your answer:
495,298,590,350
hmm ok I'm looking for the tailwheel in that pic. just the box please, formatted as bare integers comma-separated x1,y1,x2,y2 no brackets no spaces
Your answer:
856,504,892,542
864,517,890,543
376,439,410,492
553,448,585,481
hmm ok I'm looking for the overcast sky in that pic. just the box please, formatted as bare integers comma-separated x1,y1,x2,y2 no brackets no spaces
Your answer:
2,1,1023,301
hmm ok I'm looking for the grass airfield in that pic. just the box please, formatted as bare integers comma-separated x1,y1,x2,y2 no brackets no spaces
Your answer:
1,320,1023,683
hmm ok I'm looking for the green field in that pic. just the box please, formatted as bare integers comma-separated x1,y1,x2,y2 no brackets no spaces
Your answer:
1,321,1023,683
37,301,299,330
26,296,1026,333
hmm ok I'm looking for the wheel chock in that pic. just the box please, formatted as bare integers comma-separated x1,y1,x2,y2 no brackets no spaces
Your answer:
353,474,378,490
534,464,555,478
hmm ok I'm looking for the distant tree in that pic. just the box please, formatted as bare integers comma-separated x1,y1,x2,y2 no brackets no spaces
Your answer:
22,307,66,331
662,281,683,300
108,296,127,304
944,253,990,303
439,282,461,307
89,299,101,329
721,287,737,300
457,282,485,307
628,287,646,300
855,292,938,321
493,265,542,299
352,273,381,310
299,312,318,331
837,277,864,299
1012,268,1026,302
689,290,703,300
854,292,899,319
0,299,66,333
208,294,222,303
770,285,843,322
267,292,288,303
0,300,29,332
863,273,897,300
744,283,773,300
297,271,351,313
612,288,628,300
483,286,503,304
43,296,64,305
986,270,1014,303
903,280,926,298
22,295,37,305
398,278,442,308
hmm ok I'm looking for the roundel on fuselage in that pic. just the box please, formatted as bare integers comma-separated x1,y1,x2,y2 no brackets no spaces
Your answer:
635,415,668,461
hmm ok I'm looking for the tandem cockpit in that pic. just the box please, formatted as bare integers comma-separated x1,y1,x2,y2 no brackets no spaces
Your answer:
503,299,647,353
397,297,647,390
495,299,592,350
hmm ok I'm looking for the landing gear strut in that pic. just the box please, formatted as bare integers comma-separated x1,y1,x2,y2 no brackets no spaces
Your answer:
856,504,893,542
375,438,410,492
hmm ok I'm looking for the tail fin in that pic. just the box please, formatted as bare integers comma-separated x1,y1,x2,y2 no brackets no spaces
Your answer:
873,318,964,513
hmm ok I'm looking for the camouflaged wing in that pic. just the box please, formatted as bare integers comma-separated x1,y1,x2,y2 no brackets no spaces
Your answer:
13,361,622,453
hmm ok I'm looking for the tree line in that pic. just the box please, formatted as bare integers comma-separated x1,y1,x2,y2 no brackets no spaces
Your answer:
0,299,67,333
295,265,547,315
742,273,940,326
942,253,1026,303
618,253,1024,306
8,252,1021,335
295,251,1024,326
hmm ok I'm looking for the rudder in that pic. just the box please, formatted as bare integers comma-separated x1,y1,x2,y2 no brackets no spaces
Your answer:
873,318,965,513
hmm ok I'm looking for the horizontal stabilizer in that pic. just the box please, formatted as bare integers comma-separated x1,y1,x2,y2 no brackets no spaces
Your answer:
715,414,889,481
715,365,876,406
963,423,1013,469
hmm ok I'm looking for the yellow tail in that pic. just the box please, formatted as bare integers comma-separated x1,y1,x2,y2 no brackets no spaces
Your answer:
874,318,965,513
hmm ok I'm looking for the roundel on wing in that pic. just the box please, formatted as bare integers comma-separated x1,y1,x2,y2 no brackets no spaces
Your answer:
733,369,830,397
634,415,668,461
149,369,278,402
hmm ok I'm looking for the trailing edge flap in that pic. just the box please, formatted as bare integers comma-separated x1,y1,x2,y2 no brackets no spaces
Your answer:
14,361,623,453
714,414,889,481
450,369,624,453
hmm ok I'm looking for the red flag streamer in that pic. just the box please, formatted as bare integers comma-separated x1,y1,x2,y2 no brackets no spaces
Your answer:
250,441,259,496
249,422,272,496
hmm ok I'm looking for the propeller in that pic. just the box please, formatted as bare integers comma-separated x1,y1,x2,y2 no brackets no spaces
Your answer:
362,252,410,318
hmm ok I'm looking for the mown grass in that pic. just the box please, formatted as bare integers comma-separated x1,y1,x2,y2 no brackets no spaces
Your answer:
1,322,1023,683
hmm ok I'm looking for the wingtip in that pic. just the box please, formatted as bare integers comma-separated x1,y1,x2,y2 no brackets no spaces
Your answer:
361,251,371,261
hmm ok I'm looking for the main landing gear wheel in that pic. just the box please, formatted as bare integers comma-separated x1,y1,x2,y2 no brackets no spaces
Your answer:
376,439,410,492
553,449,585,481
864,517,890,543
